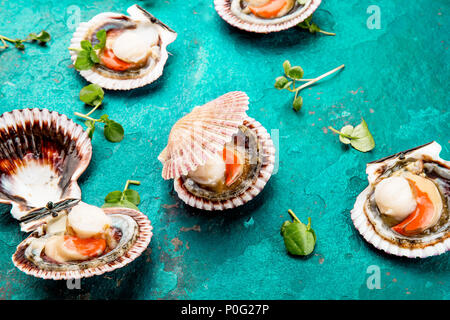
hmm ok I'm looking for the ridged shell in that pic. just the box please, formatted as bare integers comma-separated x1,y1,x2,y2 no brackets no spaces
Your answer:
214,0,322,33
174,117,275,210
0,108,92,232
158,91,250,180
351,142,450,258
12,207,152,280
69,4,177,90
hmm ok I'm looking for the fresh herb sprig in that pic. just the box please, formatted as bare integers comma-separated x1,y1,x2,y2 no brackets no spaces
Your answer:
74,84,124,142
102,180,141,210
0,30,50,50
275,61,345,111
281,209,316,256
329,118,375,152
298,15,335,36
69,29,106,70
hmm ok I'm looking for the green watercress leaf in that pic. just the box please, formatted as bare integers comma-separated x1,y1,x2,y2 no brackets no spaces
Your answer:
123,189,140,205
104,190,123,203
329,118,375,152
102,180,141,211
281,210,316,256
14,41,24,50
293,96,303,111
94,29,106,50
29,30,51,43
274,76,292,90
79,84,104,106
73,30,106,70
283,60,291,75
287,66,304,80
80,40,92,51
349,119,375,152
102,200,139,211
103,120,124,142
74,50,95,70
339,125,354,144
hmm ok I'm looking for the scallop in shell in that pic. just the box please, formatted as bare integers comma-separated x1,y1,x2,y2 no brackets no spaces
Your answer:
69,4,177,90
0,108,92,232
214,0,322,33
351,142,450,258
158,92,275,210
12,201,152,280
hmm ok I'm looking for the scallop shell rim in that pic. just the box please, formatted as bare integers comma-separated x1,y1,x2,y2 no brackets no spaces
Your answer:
350,141,450,258
69,8,177,90
214,0,322,34
12,207,153,280
174,117,275,211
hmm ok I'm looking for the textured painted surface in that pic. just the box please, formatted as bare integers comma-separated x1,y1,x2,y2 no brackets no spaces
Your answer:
0,0,449,300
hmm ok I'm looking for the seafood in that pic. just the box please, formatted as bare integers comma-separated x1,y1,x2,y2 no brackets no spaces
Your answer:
0,108,152,279
69,4,177,90
13,201,152,280
214,0,322,33
351,142,450,258
158,92,275,210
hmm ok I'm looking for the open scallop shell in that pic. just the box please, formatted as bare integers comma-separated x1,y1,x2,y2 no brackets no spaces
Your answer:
174,117,275,210
214,0,322,33
158,91,250,180
69,4,177,90
0,108,92,232
351,142,450,258
12,207,153,280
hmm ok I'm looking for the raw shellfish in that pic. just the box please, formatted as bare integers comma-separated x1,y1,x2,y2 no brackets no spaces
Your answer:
158,92,275,210
13,201,152,280
69,4,177,90
0,108,152,279
351,142,450,258
214,0,322,33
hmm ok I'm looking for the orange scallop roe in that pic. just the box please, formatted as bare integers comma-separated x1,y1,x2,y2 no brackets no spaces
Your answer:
63,236,106,258
248,0,291,19
391,179,435,236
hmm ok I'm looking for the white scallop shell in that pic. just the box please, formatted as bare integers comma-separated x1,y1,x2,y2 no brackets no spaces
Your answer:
214,0,322,33
351,142,450,258
12,207,153,280
69,4,177,90
0,108,92,232
174,117,275,210
158,91,250,180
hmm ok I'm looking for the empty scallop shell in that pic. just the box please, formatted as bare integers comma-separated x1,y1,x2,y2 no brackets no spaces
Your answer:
0,108,92,232
158,91,250,180
69,4,177,90
12,207,153,280
214,0,322,33
174,117,275,210
351,142,450,258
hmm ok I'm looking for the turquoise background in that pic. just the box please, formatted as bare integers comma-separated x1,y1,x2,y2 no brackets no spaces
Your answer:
0,0,448,300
